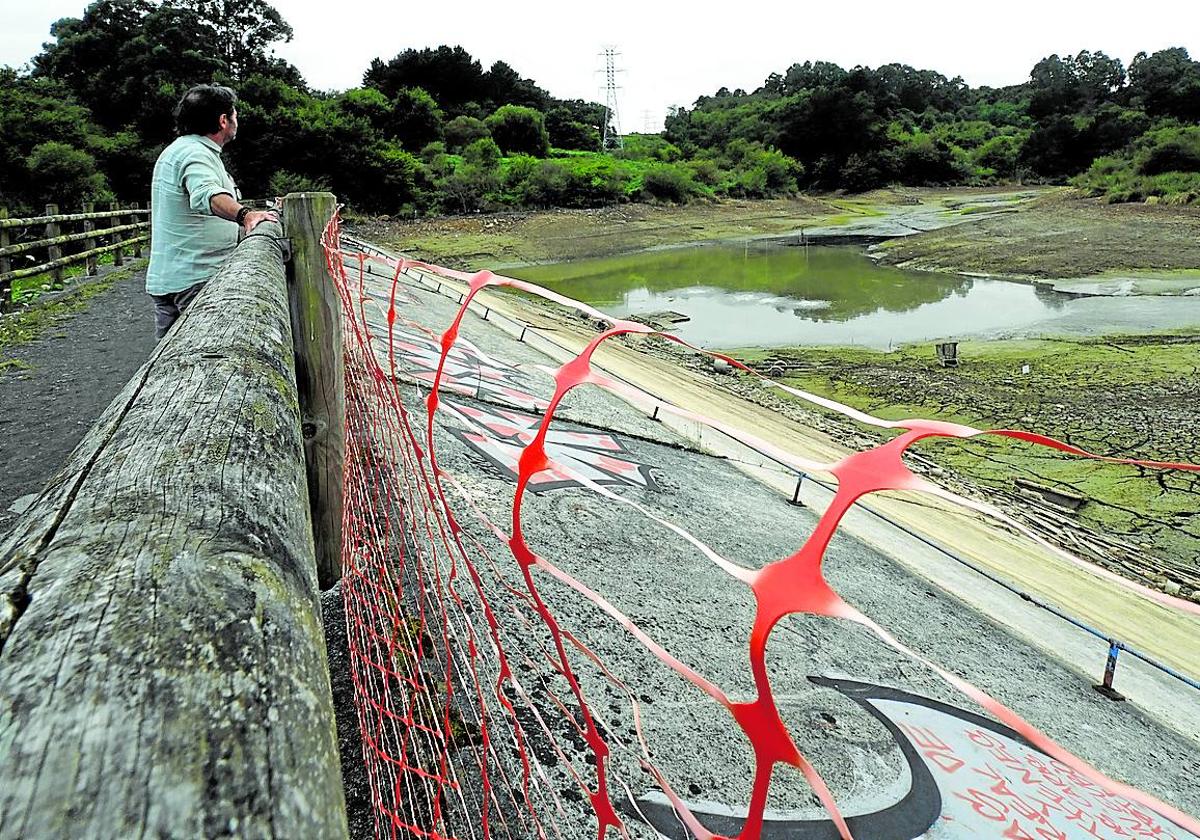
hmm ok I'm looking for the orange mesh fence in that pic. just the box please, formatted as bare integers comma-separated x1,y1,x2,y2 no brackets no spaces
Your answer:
321,212,1200,840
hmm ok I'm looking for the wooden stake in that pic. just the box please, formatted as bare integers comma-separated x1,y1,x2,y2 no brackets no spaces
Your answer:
45,204,63,288
283,192,344,590
0,208,10,310
82,202,97,275
110,201,124,266
130,202,143,258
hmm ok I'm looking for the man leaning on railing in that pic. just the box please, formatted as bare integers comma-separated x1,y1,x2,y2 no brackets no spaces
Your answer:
145,84,277,340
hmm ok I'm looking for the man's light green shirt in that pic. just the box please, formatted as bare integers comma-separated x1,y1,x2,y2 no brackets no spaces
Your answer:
145,135,239,295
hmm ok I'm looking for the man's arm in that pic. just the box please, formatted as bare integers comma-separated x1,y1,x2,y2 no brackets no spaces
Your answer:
209,193,277,232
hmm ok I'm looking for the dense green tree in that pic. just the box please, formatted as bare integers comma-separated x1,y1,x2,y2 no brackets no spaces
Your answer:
462,137,502,168
444,115,490,152
1128,48,1200,121
364,46,485,114
169,0,293,80
387,87,444,150
25,141,112,207
485,105,550,157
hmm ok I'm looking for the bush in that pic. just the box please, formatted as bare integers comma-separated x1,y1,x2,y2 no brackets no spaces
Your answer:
25,141,111,206
444,115,490,152
1133,125,1200,175
268,170,330,196
462,137,502,168
485,105,550,157
500,153,634,208
639,163,701,202
1073,132,1200,205
438,163,500,213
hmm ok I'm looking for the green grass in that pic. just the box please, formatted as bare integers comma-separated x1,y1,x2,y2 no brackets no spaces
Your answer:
9,248,140,306
1,258,144,352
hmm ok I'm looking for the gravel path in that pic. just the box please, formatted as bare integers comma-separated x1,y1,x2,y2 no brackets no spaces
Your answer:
0,263,155,534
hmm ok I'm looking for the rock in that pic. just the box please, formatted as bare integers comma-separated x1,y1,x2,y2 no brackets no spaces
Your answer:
1164,581,1182,596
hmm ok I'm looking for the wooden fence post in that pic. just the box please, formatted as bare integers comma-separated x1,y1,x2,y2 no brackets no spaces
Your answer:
82,202,97,276
130,202,143,258
45,204,63,288
0,208,10,311
283,192,344,589
109,201,124,267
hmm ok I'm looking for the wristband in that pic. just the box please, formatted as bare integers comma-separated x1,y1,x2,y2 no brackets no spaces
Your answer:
235,206,250,225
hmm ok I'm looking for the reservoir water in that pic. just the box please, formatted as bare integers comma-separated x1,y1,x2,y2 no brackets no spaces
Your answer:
508,242,1200,348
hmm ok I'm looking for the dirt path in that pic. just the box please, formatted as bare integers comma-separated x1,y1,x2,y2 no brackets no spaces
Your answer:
0,263,155,533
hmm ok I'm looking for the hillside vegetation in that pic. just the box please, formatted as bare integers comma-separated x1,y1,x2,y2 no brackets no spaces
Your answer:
2,0,1199,215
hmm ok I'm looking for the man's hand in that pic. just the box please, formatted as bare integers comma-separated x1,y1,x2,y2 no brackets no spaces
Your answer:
209,193,280,231
242,209,279,232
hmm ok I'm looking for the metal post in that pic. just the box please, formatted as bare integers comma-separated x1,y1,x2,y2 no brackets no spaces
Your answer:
45,203,63,288
1093,640,1126,701
82,202,97,275
283,192,344,590
789,472,805,507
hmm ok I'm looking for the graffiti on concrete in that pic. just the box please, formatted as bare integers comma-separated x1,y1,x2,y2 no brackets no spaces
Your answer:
389,323,548,411
633,677,1197,839
443,399,659,493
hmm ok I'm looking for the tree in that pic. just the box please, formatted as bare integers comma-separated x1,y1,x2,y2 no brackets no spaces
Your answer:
25,141,112,207
485,105,549,157
546,106,599,151
364,46,485,114
388,87,444,150
0,72,116,211
1028,54,1081,119
444,115,490,152
168,0,294,80
1128,48,1200,121
483,60,549,112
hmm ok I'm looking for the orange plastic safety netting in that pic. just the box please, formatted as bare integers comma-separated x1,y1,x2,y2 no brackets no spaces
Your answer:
322,212,1200,840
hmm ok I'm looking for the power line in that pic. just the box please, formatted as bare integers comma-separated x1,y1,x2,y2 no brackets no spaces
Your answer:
599,47,624,151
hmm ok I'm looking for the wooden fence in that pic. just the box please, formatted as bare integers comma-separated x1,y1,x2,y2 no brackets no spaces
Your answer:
0,203,150,311
0,193,348,837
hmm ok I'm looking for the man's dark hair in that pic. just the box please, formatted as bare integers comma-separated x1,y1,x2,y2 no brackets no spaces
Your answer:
174,84,237,136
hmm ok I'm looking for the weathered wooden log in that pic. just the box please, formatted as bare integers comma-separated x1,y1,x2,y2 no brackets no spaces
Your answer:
0,219,348,838
0,221,147,259
0,208,150,229
111,202,125,266
0,235,150,284
284,193,344,590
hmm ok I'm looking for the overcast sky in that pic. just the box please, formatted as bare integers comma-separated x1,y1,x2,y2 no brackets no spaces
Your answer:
3,0,1197,131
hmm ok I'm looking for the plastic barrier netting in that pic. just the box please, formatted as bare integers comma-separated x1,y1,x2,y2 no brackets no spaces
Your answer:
322,213,1200,840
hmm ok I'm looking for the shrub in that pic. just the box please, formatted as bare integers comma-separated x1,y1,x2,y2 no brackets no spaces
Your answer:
268,170,330,196
639,163,700,203
444,115,490,152
485,105,550,157
462,137,502,168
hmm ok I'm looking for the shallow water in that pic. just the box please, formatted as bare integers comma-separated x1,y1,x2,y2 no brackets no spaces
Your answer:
508,243,1200,348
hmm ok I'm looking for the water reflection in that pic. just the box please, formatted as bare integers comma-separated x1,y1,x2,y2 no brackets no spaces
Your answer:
507,243,1200,348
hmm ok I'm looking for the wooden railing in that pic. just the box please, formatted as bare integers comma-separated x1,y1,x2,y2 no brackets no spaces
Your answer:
0,193,348,837
0,203,150,311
